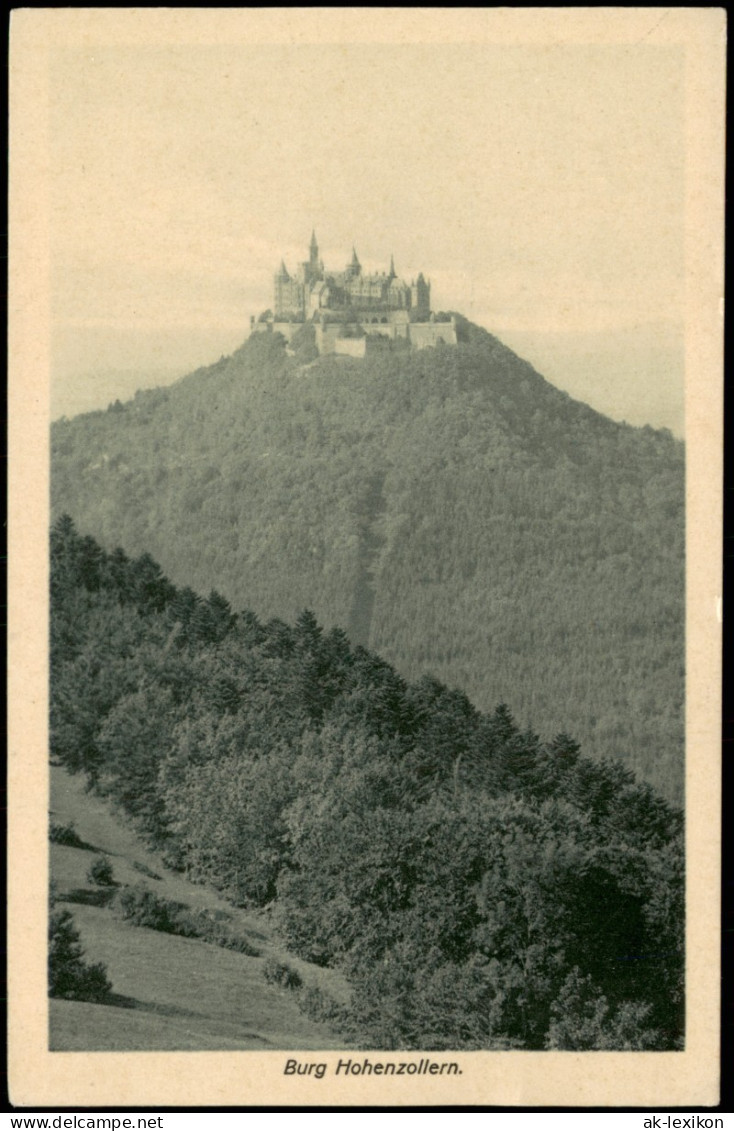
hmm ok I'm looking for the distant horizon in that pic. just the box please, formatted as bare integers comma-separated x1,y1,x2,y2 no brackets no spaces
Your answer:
51,312,685,437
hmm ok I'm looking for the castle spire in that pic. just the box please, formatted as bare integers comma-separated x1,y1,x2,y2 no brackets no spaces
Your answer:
310,230,319,257
351,246,360,268
277,259,290,280
388,253,396,280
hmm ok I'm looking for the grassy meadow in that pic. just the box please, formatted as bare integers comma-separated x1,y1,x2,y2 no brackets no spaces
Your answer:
49,764,350,1051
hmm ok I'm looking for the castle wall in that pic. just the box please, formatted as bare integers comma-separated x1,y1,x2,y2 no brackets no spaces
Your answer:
356,312,409,337
253,316,457,355
314,324,342,355
408,321,458,350
272,322,301,342
316,323,367,357
334,338,367,358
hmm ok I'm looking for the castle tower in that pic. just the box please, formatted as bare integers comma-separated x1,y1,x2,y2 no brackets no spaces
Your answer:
274,257,306,319
265,234,441,336
302,230,324,287
410,271,431,320
409,273,432,323
273,259,289,318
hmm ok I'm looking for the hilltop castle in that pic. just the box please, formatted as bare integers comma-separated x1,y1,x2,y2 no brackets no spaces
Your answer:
251,232,457,357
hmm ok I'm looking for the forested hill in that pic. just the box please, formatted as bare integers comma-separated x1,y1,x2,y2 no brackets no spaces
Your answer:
51,317,685,802
51,518,684,1050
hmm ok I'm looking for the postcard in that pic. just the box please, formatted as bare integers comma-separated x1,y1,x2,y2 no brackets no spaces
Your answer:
8,7,724,1109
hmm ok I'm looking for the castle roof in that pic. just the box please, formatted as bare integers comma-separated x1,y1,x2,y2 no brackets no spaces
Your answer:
273,235,432,327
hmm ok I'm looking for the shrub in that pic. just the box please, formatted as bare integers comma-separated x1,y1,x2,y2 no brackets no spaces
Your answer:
132,860,162,881
49,821,86,848
48,908,112,1002
170,906,260,954
297,982,348,1027
202,926,260,957
87,855,115,886
546,969,663,1050
113,885,260,954
64,887,116,908
262,957,302,990
114,886,190,934
161,846,186,873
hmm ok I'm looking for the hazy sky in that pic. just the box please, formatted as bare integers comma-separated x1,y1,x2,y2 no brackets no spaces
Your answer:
47,30,686,423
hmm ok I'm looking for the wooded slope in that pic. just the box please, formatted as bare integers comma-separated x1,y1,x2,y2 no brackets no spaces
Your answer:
50,518,684,1050
51,319,685,800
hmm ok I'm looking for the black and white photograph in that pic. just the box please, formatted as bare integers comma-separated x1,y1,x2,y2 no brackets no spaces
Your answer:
8,7,724,1109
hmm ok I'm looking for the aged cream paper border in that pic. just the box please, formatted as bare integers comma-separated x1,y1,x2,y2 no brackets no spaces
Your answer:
8,7,724,1108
